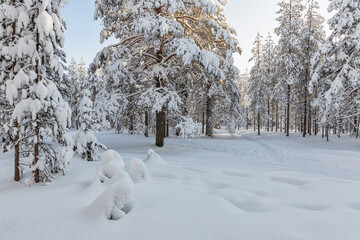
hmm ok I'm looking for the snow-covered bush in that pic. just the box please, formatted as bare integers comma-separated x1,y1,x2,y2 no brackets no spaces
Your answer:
101,150,124,165
175,117,201,139
87,170,134,220
74,90,106,161
87,150,134,220
128,158,148,183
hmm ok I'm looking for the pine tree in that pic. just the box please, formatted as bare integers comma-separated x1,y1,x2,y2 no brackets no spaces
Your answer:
74,89,106,161
275,0,305,136
300,0,325,137
262,33,277,132
2,0,73,183
247,33,270,135
311,0,360,139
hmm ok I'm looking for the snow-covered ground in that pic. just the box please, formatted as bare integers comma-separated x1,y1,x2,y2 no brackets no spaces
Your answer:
1,130,360,240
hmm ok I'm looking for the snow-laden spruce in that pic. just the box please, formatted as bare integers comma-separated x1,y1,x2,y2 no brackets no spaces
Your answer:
311,0,360,138
275,0,305,137
0,0,73,182
74,90,106,161
247,33,270,135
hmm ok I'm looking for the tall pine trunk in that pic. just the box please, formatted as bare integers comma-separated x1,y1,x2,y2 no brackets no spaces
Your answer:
267,98,270,132
205,84,214,137
258,112,261,135
155,76,165,147
286,84,290,137
34,21,40,183
144,111,149,137
11,10,20,181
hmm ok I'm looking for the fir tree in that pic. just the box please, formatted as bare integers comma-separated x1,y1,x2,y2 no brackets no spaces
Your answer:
74,89,106,161
2,0,73,183
311,0,360,139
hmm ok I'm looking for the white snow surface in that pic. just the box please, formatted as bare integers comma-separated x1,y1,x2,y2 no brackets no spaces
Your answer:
1,130,360,240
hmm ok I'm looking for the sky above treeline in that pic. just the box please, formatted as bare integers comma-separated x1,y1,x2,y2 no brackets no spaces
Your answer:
62,0,333,74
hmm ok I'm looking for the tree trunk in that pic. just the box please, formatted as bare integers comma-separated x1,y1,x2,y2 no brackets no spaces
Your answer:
156,109,165,147
267,98,270,132
303,87,307,137
144,111,149,137
11,12,20,182
205,84,214,137
286,84,290,137
246,107,249,130
14,121,20,181
253,114,256,132
275,102,279,132
326,125,329,142
308,104,312,135
34,23,40,183
357,116,360,138
258,112,261,135
166,120,169,137
202,111,205,134
155,75,165,147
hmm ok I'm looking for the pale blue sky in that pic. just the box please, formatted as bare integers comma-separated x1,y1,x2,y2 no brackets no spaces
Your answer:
62,0,332,73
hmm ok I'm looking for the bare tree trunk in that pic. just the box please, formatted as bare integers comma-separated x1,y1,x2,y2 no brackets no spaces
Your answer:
303,87,307,137
156,109,165,147
280,107,283,133
166,119,169,138
144,111,149,137
286,84,290,137
326,125,329,142
267,98,270,132
253,113,256,132
205,84,214,137
246,107,249,130
14,121,20,181
357,116,360,138
337,118,342,138
11,11,20,182
275,102,279,132
34,21,40,183
155,76,165,147
354,116,358,138
202,111,205,134
258,112,261,135
308,104,312,135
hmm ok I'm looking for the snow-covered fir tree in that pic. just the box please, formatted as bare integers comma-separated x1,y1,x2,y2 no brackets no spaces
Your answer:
1,0,73,183
74,89,106,161
300,0,325,137
262,33,277,132
311,0,360,139
247,33,270,135
275,0,305,136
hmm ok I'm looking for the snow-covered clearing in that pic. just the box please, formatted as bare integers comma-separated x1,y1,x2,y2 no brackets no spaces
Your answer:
1,130,360,240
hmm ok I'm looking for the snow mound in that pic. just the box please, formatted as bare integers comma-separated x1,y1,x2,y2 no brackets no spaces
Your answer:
144,149,166,165
101,150,124,167
128,158,148,183
86,150,135,220
87,170,134,220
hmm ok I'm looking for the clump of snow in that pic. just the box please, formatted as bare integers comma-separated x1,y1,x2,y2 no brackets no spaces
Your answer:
87,170,134,220
144,149,166,165
86,150,134,220
128,158,148,183
101,149,124,166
